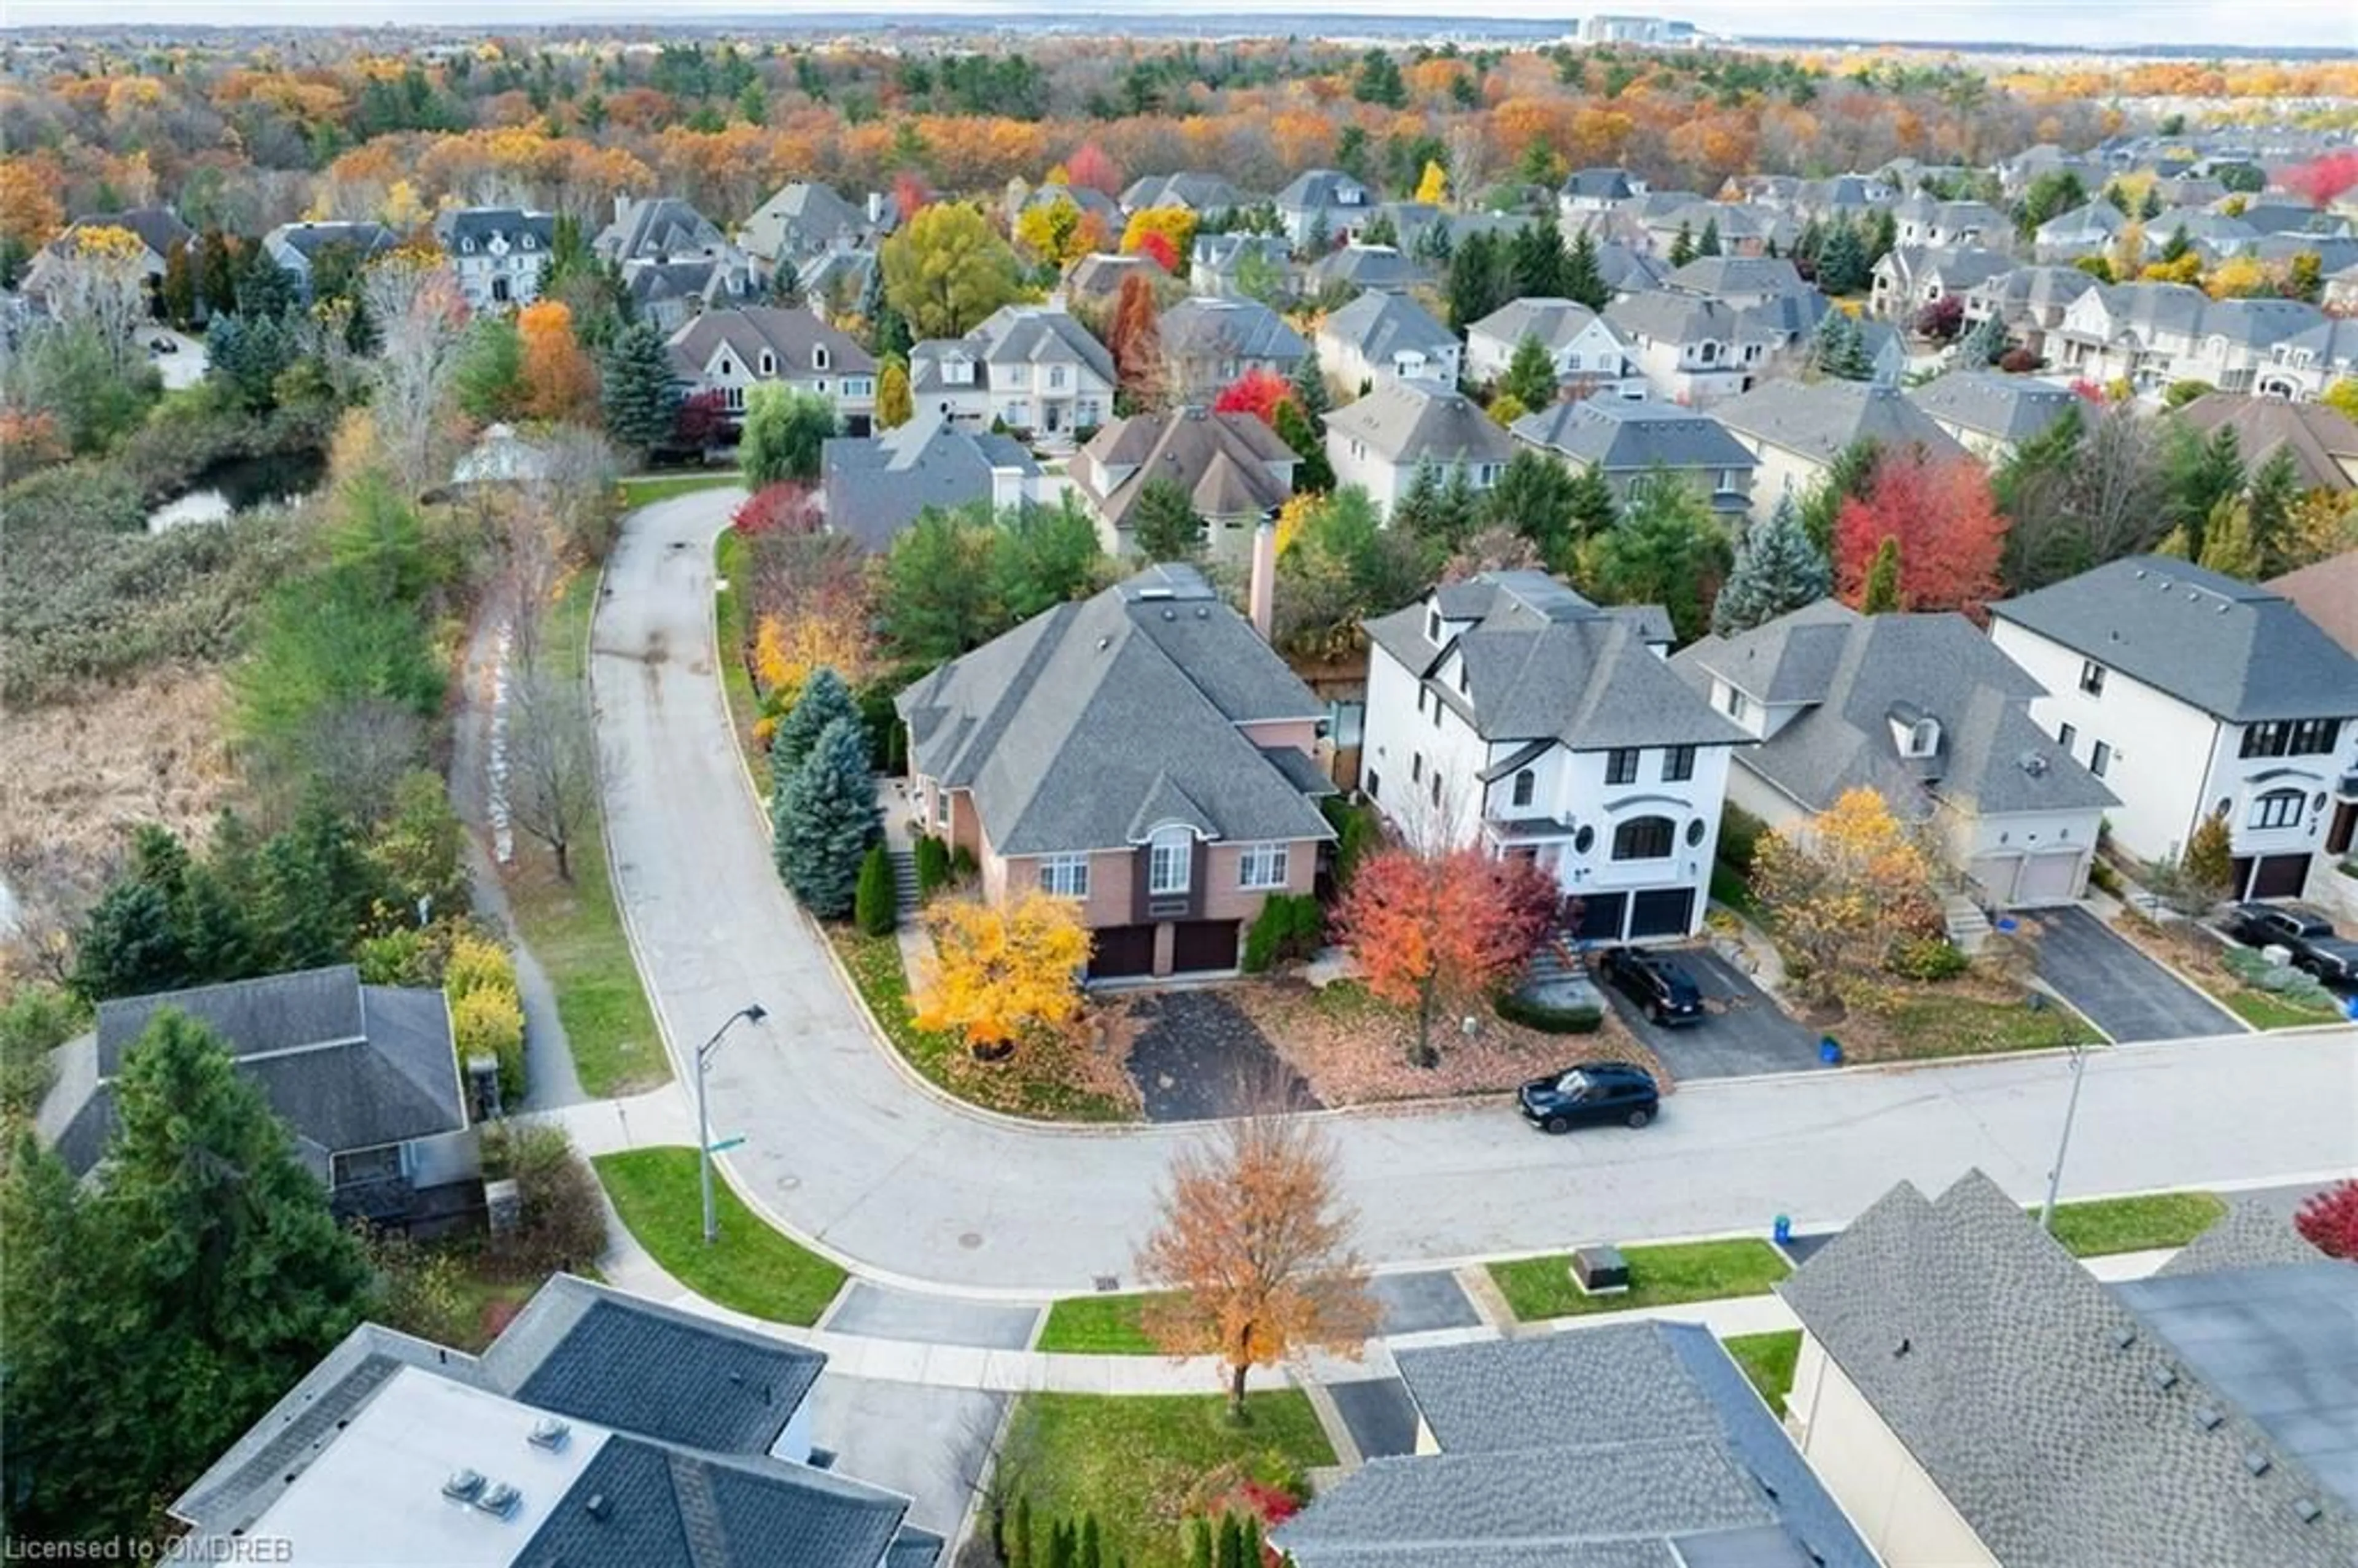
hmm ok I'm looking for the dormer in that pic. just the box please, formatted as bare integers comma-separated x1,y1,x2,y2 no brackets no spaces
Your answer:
1889,702,1941,759
757,348,776,376
941,352,975,386
813,344,830,371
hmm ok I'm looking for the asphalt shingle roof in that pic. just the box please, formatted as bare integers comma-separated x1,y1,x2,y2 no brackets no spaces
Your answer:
2176,392,2358,495
1320,290,1455,373
1511,399,1754,476
822,413,1038,553
1907,370,2082,446
1711,379,1966,465
1324,381,1513,466
1469,296,1606,352
895,567,1334,856
666,306,876,383
1605,290,1737,349
1074,409,1296,528
1990,554,2358,722
1159,297,1308,364
1780,1170,2358,1568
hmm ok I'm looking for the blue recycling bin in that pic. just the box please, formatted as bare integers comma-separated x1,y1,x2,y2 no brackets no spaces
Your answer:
1819,1036,1843,1065
1773,1214,1792,1246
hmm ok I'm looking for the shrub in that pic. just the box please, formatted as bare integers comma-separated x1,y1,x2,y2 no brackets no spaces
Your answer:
1997,346,2043,374
2222,945,2337,1006
479,1122,607,1275
1716,802,1767,877
451,985,526,1108
1885,934,1970,982
855,842,897,936
951,844,979,882
0,983,85,1117
1323,796,1382,888
1242,893,1325,972
2088,860,2124,898
914,834,954,896
1493,992,1605,1033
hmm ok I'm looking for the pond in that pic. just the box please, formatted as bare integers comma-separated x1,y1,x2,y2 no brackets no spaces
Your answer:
146,449,327,534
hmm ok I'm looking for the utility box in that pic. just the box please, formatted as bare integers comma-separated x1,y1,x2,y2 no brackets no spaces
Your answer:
1572,1244,1629,1295
484,1178,523,1238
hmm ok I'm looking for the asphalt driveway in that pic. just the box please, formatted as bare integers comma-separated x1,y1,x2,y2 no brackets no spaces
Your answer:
2031,907,2243,1044
803,1376,1003,1537
1601,947,1827,1079
1123,990,1320,1122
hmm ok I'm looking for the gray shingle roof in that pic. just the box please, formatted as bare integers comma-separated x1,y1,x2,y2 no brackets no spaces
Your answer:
1675,600,2116,818
1605,290,1737,348
666,306,876,384
822,413,1039,553
1367,572,1747,750
1307,243,1426,293
1468,296,1608,354
2157,1198,2330,1279
1121,171,1246,212
1320,290,1456,370
1990,554,2358,722
433,206,554,249
739,180,886,264
2176,392,2358,495
1664,255,1808,299
1908,370,2082,446
43,967,465,1178
1159,297,1309,364
265,219,399,265
1073,408,1296,529
895,567,1334,856
1323,381,1514,467
1711,379,1967,465
1511,399,1754,477
594,196,729,264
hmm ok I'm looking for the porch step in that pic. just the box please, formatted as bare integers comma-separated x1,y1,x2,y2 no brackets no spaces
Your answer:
1522,926,1592,985
888,848,921,915
1944,895,1993,955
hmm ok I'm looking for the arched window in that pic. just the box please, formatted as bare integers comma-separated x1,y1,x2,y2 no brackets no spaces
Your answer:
1612,816,1675,861
1148,825,1194,895
758,350,776,376
2250,788,2305,830
1512,770,1536,808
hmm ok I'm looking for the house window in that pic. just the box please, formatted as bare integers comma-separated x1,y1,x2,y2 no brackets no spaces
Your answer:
1566,352,1582,370
935,790,949,826
1040,853,1089,898
1366,769,1381,800
1050,366,1067,388
1512,769,1536,807
1455,664,1469,694
1662,745,1696,783
1723,686,1749,723
1612,815,1675,860
2079,659,2106,696
331,1144,404,1188
2058,721,2076,754
1431,697,1442,729
1411,753,1423,783
1416,686,1428,716
758,350,776,376
2290,718,2343,755
1430,772,1443,807
1238,843,1289,890
2090,740,2112,778
1606,748,1640,786
845,378,873,397
1426,608,1442,643
2251,788,2304,829
1148,828,1194,895
814,345,830,370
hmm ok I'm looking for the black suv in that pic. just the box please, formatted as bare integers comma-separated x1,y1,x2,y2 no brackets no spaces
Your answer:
1597,946,1707,1025
1519,1062,1661,1134
2224,902,2358,988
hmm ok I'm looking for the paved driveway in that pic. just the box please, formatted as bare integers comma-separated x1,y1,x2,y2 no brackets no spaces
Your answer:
803,1376,1002,1537
1123,990,1318,1122
1327,1377,1421,1460
2032,907,2243,1044
1601,947,1827,1079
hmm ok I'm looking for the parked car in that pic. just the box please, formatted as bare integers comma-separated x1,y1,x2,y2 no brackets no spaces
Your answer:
1596,945,1707,1025
2222,902,2358,987
1519,1062,1660,1134
147,335,177,354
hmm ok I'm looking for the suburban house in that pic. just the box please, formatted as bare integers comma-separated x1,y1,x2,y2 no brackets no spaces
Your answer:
1188,231,1295,301
1062,250,1156,308
1713,378,1967,521
1274,168,1375,248
1907,370,2083,462
1314,290,1461,397
22,206,192,310
261,220,398,301
2271,549,2358,659
1068,408,1296,562
1673,601,2116,907
1603,291,1753,406
1663,254,1815,310
1463,297,1640,399
168,1274,940,1567
1780,1168,2358,1568
1119,171,1244,215
1323,381,1514,519
591,195,729,268
1361,571,1750,942
36,966,477,1231
1637,200,1794,259
1893,195,2006,248
1789,172,1897,223
819,411,1053,553
1304,242,1426,298
2033,199,2130,262
618,254,759,334
2174,392,2358,494
1989,556,2358,899
737,180,892,276
1509,398,1756,518
434,207,554,312
665,305,878,433
1156,297,1308,405
908,305,1116,441
591,196,756,330
1962,264,2096,361
895,562,1336,980
1558,166,1644,217
1275,1324,1875,1567
2050,283,2324,396
1868,244,2016,320
2261,317,2358,404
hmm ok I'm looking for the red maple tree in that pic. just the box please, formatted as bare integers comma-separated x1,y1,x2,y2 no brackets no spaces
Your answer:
2295,1179,2358,1260
890,168,932,225
672,389,729,452
2284,150,2358,207
1064,140,1123,198
1332,847,1557,1067
1834,450,2007,618
1133,227,1180,273
731,481,822,536
1212,368,1294,427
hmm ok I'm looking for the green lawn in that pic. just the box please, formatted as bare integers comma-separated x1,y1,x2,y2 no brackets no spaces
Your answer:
618,470,746,506
505,573,669,1096
1723,1330,1801,1416
1709,861,1759,920
593,1147,848,1325
1837,980,2100,1062
1002,1391,1334,1567
2042,1190,2225,1257
2218,987,2343,1030
1037,1291,1165,1354
1487,1238,1791,1323
711,528,770,794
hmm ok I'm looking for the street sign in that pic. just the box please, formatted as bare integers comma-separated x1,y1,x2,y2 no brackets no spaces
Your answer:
706,1135,747,1154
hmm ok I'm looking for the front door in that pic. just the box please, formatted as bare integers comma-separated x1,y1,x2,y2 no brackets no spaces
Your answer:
2330,802,2356,857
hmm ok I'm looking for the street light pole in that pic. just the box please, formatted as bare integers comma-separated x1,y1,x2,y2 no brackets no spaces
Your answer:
2039,1039,2090,1233
697,1003,768,1244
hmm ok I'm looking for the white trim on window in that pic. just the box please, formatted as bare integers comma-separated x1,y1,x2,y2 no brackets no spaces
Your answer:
1237,842,1289,890
1040,853,1090,898
1148,827,1193,895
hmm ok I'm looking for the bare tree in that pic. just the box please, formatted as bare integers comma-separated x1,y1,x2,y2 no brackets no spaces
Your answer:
530,425,623,561
505,664,599,883
361,252,470,498
294,696,430,831
40,225,152,376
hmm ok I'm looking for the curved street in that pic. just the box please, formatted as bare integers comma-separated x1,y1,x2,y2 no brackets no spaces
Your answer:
591,491,2358,1294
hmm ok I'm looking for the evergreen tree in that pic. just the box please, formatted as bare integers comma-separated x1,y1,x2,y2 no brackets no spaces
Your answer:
1500,332,1559,411
1576,468,1730,641
777,716,881,918
1712,494,1831,634
0,1128,109,1537
1869,208,1899,264
1562,224,1608,310
2160,223,2193,263
1956,309,2007,367
1447,228,1511,330
1242,1517,1263,1566
1391,459,1449,541
161,238,198,328
1132,475,1206,559
2243,446,2302,577
1510,215,1566,298
198,228,239,318
71,879,190,1003
1795,215,1825,270
855,842,897,935
1080,1516,1103,1568
1188,1518,1215,1568
1808,311,1872,381
1217,1515,1247,1568
774,667,860,777
1290,338,1331,416
1860,535,1903,612
1048,1519,1078,1568
1797,439,1878,551
1816,220,1869,295
1010,1497,1034,1568
2161,423,2243,561
600,318,681,455
1482,448,1582,564
1668,220,1697,267
1272,400,1334,492
1565,462,1621,539
1697,215,1723,257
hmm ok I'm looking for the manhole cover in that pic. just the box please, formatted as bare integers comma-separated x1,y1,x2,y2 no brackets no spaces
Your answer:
1094,1275,1121,1293
959,1232,984,1250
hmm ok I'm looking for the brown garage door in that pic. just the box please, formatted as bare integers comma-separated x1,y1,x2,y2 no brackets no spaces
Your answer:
2246,853,2313,899
1171,920,1241,973
1089,924,1156,980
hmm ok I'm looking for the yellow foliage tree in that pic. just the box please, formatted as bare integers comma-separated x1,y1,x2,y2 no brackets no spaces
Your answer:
753,610,870,710
1488,392,1528,427
911,891,1091,1053
444,931,526,1101
0,158,64,250
443,931,516,999
1414,159,1450,205
2139,252,2203,285
1751,786,1939,1004
2279,491,2358,573
2203,255,2270,298
1014,193,1088,266
1119,204,1197,263
1274,489,1322,559
379,178,429,234
876,359,913,429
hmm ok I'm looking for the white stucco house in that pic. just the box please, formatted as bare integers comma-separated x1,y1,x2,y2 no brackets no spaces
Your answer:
666,305,879,433
1315,290,1461,397
1673,601,2116,907
1361,572,1751,944
432,206,554,312
1988,556,2358,901
1463,297,1641,400
1323,381,1515,520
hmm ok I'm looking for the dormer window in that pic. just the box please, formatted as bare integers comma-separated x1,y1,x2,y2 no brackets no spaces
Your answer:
758,350,776,376
461,237,476,254
814,344,830,370
1908,718,1940,757
521,235,535,250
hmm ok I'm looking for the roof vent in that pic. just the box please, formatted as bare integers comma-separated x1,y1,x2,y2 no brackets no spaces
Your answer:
1196,605,1209,618
2294,1497,2322,1524
1893,1335,1911,1358
585,1492,613,1523
473,1481,522,1519
1096,636,1110,651
2150,1365,2179,1391
2245,1450,2273,1477
527,1417,570,1451
2195,1405,2224,1430
2020,752,2050,777
443,1469,487,1504
2111,1326,2137,1351
1162,608,1177,621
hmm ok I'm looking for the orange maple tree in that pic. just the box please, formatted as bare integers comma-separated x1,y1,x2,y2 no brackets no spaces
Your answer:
1333,846,1557,1067
1137,1116,1379,1419
517,300,598,424
1834,451,2007,618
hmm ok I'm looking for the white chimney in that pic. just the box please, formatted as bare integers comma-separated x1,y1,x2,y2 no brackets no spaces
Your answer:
867,191,884,225
1249,515,1277,642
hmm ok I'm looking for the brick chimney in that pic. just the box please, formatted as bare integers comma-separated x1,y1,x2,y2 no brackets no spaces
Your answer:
1249,514,1277,642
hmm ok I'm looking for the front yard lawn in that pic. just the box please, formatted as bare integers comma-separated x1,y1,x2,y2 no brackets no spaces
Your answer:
1487,1238,1791,1324
2117,914,2341,1030
1829,977,2099,1063
710,529,769,793
2043,1190,2225,1257
1723,1330,1802,1416
593,1146,848,1325
828,925,1138,1122
1002,1391,1333,1567
618,470,745,507
1037,1291,1164,1354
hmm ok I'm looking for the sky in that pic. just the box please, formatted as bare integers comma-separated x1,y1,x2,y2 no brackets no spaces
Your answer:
1,0,2352,50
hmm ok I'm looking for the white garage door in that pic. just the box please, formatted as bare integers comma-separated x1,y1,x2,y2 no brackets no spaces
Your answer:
2012,851,2084,907
1966,855,2017,904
